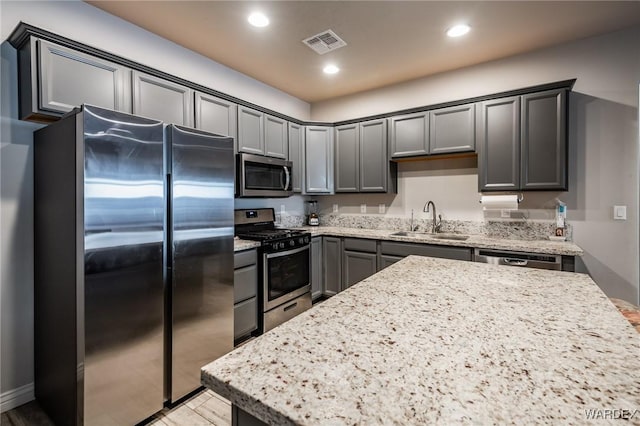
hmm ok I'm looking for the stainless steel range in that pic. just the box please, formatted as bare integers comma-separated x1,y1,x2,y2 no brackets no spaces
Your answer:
235,208,312,332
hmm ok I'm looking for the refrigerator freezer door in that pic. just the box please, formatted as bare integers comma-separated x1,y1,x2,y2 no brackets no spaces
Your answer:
82,105,165,424
168,125,234,401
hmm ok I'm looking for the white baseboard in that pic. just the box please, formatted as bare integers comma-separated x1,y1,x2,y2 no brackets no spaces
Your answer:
0,382,35,413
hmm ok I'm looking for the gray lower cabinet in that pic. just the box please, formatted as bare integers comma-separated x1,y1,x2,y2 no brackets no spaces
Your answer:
288,123,305,192
305,126,334,194
194,92,237,141
390,112,429,158
479,89,567,192
264,115,288,159
322,237,342,296
342,238,378,289
310,237,323,300
379,241,472,261
429,103,476,154
234,249,258,342
18,38,131,120
378,254,404,270
132,71,193,126
520,89,567,190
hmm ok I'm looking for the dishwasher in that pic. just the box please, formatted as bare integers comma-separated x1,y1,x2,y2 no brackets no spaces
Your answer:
473,248,562,270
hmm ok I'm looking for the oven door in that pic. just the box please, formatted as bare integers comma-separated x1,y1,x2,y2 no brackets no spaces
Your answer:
237,153,293,198
263,245,310,311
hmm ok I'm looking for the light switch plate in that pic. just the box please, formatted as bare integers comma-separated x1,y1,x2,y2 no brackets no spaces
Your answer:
501,209,511,218
280,204,286,214
378,204,386,214
360,204,366,213
333,204,339,213
614,205,627,220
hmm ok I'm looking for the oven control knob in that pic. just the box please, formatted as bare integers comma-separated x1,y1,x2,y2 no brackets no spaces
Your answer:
289,240,295,247
279,242,285,249
304,237,309,243
298,237,303,244
272,243,278,251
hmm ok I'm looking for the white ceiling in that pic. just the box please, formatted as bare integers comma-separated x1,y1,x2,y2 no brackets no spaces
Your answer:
85,1,640,103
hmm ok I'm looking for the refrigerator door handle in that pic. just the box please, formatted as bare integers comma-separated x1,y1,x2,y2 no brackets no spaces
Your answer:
283,165,290,191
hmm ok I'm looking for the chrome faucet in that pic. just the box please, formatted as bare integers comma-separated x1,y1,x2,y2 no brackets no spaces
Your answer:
423,201,442,233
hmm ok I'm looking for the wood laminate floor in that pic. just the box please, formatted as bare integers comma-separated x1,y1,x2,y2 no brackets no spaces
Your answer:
0,388,231,426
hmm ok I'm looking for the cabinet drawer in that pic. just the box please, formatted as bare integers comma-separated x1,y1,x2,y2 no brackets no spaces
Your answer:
234,297,257,341
343,238,377,253
380,241,472,261
234,264,257,303
234,249,257,269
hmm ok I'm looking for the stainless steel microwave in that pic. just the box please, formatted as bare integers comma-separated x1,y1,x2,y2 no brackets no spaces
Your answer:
236,153,294,198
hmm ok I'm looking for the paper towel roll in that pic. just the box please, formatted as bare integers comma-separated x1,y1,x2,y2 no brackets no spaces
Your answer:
480,195,519,210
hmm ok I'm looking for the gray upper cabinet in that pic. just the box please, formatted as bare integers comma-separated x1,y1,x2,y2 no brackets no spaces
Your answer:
479,90,568,192
335,123,360,192
520,89,567,190
194,92,237,140
237,106,264,155
390,112,429,158
360,119,390,192
264,115,288,159
478,96,521,191
429,104,476,154
18,38,131,120
132,71,193,126
335,119,393,193
288,123,305,193
304,126,334,194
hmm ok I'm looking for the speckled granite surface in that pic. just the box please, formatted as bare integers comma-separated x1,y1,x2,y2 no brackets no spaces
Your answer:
202,256,639,425
233,238,260,252
299,226,583,256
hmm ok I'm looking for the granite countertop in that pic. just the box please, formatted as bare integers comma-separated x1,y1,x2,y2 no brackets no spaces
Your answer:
202,256,639,425
234,238,260,252
295,226,584,256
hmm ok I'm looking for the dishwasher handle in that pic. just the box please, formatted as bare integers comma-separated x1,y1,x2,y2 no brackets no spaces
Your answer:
503,258,528,267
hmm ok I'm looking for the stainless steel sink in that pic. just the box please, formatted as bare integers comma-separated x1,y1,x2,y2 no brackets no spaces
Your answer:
390,231,469,241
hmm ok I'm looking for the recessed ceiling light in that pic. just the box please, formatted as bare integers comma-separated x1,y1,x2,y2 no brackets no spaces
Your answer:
248,12,269,27
446,24,471,38
323,64,340,75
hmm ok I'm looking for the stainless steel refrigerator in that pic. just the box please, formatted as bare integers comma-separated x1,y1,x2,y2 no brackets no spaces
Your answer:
33,105,234,425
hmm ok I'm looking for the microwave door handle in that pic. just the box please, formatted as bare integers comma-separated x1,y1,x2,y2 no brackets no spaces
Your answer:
283,165,290,190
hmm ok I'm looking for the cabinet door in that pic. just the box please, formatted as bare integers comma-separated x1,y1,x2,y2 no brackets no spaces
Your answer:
304,126,334,194
237,106,265,155
29,39,131,118
520,90,567,190
390,112,429,158
194,92,237,140
264,115,288,159
378,254,403,271
132,71,193,126
335,123,360,192
343,251,377,289
288,123,305,193
360,119,388,192
322,237,342,296
429,104,475,154
310,237,323,301
478,96,520,191
234,297,257,341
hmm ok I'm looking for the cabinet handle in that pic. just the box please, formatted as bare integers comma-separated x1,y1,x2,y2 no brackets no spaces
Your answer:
283,302,297,312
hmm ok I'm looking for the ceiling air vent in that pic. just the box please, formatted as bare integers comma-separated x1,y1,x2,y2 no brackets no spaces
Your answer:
302,29,347,55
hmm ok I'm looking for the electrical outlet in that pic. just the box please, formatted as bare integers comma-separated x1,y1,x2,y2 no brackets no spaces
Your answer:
378,204,386,214
614,205,627,220
501,209,511,218
360,204,367,213
333,204,339,213
280,204,286,214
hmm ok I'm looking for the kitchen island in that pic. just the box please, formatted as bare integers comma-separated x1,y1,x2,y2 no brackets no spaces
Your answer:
202,256,639,425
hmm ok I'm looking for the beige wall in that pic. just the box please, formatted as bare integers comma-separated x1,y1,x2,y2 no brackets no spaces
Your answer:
312,26,640,306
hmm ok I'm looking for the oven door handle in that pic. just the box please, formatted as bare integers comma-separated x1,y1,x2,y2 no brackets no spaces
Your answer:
265,244,309,259
282,165,290,191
